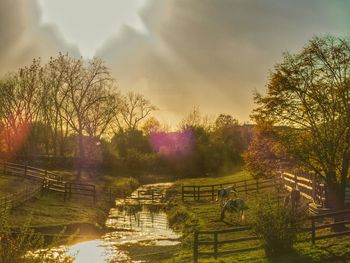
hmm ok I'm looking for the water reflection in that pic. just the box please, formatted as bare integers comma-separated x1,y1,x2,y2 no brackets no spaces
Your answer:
63,183,180,262
68,240,129,263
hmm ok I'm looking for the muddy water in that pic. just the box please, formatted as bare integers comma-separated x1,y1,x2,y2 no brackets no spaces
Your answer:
65,183,180,262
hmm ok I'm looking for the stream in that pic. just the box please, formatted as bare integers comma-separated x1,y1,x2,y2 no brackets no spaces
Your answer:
61,183,180,262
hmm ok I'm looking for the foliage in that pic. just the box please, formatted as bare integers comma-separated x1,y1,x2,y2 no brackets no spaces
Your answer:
0,54,158,178
251,195,306,257
253,35,350,208
0,212,73,263
167,204,199,248
243,125,295,179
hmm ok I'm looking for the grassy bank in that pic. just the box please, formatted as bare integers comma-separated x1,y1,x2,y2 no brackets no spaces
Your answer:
0,175,32,195
3,171,141,240
165,170,350,263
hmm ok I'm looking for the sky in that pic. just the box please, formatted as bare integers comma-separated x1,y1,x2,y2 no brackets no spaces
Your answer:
0,0,349,126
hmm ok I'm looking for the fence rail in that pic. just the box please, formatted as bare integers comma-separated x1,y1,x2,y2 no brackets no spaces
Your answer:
193,226,261,262
281,172,326,207
182,177,278,202
310,209,350,244
0,184,42,211
0,161,96,203
193,208,350,262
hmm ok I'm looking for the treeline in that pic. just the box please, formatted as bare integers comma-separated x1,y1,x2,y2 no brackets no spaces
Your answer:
109,111,253,177
0,54,251,179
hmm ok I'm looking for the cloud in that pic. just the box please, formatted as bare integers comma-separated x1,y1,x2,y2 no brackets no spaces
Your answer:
96,0,346,123
0,0,349,124
0,0,80,76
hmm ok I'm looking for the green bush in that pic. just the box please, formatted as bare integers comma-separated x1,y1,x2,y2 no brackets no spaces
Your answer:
251,195,306,257
0,213,74,263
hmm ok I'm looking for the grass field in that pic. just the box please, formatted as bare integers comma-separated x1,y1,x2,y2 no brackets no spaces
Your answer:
1,170,141,239
164,169,350,263
0,175,32,195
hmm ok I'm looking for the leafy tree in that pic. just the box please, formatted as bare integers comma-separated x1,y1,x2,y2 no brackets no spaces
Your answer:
253,36,350,209
243,125,295,179
141,116,161,135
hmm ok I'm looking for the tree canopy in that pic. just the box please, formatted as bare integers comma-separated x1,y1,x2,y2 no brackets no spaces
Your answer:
252,36,350,208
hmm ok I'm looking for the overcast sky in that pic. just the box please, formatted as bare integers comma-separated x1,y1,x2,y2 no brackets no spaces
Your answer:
0,0,349,125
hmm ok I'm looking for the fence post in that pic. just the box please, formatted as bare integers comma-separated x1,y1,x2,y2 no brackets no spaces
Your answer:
64,183,67,201
312,174,316,203
214,232,218,259
182,185,185,202
193,186,196,201
69,183,72,199
194,231,199,263
311,218,315,244
197,186,200,201
212,185,215,201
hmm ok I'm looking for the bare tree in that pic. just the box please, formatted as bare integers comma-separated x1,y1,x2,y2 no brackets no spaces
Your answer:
55,55,118,179
118,92,157,131
0,59,43,157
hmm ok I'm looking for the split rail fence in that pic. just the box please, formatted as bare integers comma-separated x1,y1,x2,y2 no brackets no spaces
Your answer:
193,208,350,262
0,185,41,211
309,208,350,244
280,172,327,207
193,226,261,263
0,162,96,205
182,177,278,202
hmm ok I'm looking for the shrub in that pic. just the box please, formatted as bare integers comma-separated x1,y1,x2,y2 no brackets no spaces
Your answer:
251,195,305,257
167,204,199,248
0,213,74,263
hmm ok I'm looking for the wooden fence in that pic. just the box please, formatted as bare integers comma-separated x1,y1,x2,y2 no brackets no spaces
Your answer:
280,172,326,207
182,177,278,202
309,209,350,244
193,226,261,263
0,185,42,211
193,208,350,262
0,161,96,203
345,186,350,204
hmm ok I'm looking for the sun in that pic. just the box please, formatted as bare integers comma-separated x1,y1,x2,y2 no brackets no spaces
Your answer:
37,0,149,58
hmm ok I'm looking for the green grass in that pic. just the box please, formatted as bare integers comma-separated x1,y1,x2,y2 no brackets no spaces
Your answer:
4,171,140,233
164,170,350,263
0,175,31,195
175,169,252,186
9,192,106,228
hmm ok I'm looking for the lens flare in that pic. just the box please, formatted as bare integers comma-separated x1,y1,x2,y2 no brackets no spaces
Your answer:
0,116,30,160
149,129,194,159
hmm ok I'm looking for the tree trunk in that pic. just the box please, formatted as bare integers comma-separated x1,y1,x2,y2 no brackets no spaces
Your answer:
326,183,347,232
77,130,84,181
326,185,344,210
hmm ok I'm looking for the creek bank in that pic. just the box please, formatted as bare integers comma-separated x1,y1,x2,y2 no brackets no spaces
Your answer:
61,182,181,262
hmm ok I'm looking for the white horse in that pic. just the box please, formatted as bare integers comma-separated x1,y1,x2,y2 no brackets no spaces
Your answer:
220,198,247,222
216,186,237,206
